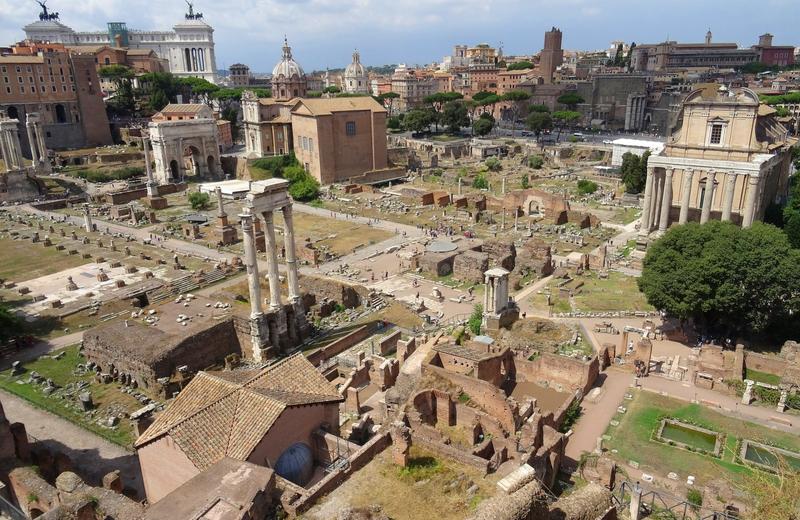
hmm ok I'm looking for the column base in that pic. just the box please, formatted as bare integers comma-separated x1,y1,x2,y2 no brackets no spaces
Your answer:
635,236,650,251
249,314,272,363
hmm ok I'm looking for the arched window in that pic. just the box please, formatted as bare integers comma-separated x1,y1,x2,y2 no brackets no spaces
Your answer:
55,104,67,123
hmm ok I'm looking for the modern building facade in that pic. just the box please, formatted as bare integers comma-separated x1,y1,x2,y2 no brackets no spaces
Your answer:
638,86,796,244
22,3,217,83
390,64,437,112
0,41,111,152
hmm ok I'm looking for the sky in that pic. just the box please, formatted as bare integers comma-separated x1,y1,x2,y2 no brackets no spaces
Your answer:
1,0,798,73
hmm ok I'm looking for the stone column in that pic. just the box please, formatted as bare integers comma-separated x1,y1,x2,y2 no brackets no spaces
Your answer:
742,175,759,228
25,119,39,166
457,176,462,196
0,131,11,173
262,211,282,311
651,169,664,233
240,213,263,318
721,172,737,222
215,187,226,218
34,121,48,169
678,169,694,224
143,137,158,198
658,168,674,232
700,171,716,224
281,205,301,303
4,123,23,170
82,204,93,233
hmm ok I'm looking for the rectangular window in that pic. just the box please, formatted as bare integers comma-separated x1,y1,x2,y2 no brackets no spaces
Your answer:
710,124,723,144
345,121,356,136
308,138,313,150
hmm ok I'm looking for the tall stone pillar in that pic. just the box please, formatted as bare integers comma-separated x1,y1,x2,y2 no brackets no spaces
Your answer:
25,119,39,166
143,137,159,198
0,131,10,173
721,172,737,222
281,205,301,303
240,213,263,318
658,168,674,232
651,170,664,233
1,122,23,170
82,204,93,233
638,168,655,240
262,211,282,311
742,175,759,228
215,187,226,218
700,171,716,224
34,120,48,170
678,169,694,224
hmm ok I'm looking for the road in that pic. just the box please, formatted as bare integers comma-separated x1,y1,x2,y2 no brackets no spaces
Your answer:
0,391,144,498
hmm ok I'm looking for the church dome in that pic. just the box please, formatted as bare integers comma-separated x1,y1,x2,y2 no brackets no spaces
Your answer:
272,38,305,79
344,50,366,79
274,442,314,486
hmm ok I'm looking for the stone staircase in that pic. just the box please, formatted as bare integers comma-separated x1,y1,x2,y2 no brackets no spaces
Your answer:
147,268,227,304
366,292,387,311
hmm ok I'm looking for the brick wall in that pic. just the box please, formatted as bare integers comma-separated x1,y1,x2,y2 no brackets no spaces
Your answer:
306,325,371,366
515,353,598,394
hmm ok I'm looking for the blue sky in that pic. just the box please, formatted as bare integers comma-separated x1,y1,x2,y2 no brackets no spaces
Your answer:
1,0,797,73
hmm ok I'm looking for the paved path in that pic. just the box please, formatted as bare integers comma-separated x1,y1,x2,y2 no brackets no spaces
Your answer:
0,391,144,498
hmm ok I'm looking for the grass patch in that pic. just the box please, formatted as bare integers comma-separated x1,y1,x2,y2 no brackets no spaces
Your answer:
571,271,654,313
604,391,800,487
0,237,91,282
745,368,781,386
0,346,138,447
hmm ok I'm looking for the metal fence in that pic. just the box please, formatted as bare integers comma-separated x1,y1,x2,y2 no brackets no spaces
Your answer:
614,481,740,520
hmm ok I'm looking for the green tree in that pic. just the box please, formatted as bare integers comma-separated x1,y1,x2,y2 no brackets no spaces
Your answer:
323,85,341,94
484,157,502,172
178,76,219,105
528,156,544,169
148,89,170,112
620,151,649,194
552,110,581,140
521,174,530,189
577,179,598,195
473,117,494,136
501,90,531,136
99,65,135,114
468,304,483,335
638,221,800,337
377,91,400,114
0,304,22,344
557,93,585,111
289,175,320,201
472,172,489,190
387,116,401,130
188,191,210,210
424,92,464,131
529,104,549,113
625,42,636,70
474,92,501,118
221,107,240,142
526,111,553,139
402,109,434,133
441,100,469,133
507,61,534,71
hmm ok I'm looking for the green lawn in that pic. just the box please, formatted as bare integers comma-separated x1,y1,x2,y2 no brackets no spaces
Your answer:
571,271,654,313
745,368,782,386
0,346,139,447
0,237,90,282
608,207,640,225
605,391,800,486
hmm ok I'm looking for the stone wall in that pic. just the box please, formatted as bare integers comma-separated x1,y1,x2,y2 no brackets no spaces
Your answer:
482,239,516,271
104,182,187,205
306,325,372,366
515,353,599,395
0,171,43,203
300,275,366,309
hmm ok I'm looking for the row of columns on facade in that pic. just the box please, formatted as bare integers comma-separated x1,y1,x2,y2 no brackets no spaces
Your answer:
240,205,301,319
639,166,762,236
0,116,49,174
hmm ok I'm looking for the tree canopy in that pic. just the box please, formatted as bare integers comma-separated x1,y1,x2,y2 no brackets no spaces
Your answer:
557,93,585,110
473,116,494,136
526,112,553,137
506,61,534,71
441,100,469,133
620,151,649,194
402,109,434,133
638,221,800,338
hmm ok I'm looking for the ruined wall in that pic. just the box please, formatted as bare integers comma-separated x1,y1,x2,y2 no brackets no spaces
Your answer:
453,250,489,284
300,276,366,309
104,182,187,205
515,353,598,394
482,239,516,271
306,325,371,366
0,172,42,203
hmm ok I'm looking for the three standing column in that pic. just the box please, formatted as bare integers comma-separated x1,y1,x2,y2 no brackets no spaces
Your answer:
721,172,737,222
639,167,655,238
25,119,39,166
240,213,263,319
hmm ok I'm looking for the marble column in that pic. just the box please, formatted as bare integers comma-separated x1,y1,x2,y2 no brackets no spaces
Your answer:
658,168,675,232
639,167,656,237
678,169,694,224
82,203,93,233
215,187,226,217
700,171,716,224
742,175,759,228
651,170,664,233
721,172,737,222
262,211,282,311
0,131,10,173
281,205,301,303
33,121,48,172
5,124,23,170
25,120,39,166
143,137,158,198
240,213,263,318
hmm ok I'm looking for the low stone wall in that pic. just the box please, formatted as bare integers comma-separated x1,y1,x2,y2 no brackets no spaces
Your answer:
307,325,371,366
278,431,392,515
104,182,187,205
411,427,491,475
515,353,599,395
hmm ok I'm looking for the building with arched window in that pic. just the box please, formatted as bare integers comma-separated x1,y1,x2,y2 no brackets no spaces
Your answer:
343,50,369,94
271,38,307,102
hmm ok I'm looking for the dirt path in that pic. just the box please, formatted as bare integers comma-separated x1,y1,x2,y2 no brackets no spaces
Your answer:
0,391,144,498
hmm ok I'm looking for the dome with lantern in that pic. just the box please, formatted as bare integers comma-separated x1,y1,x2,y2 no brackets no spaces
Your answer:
343,50,369,94
271,37,307,100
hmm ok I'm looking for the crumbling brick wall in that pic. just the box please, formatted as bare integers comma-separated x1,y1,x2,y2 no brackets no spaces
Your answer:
482,239,516,271
453,250,489,284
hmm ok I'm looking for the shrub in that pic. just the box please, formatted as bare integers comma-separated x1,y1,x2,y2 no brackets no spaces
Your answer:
73,166,144,183
472,172,489,190
520,174,530,189
485,157,502,171
288,175,320,202
251,153,298,178
188,191,210,210
559,400,582,433
468,304,483,335
686,488,703,510
577,179,598,195
528,155,544,169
